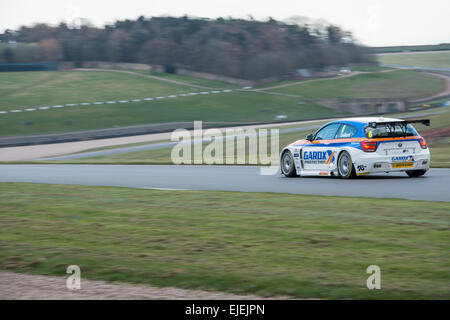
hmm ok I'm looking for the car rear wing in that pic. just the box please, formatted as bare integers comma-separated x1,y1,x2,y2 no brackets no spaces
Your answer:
368,119,430,128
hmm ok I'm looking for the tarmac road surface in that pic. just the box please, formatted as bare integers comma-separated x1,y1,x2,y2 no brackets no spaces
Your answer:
0,165,449,201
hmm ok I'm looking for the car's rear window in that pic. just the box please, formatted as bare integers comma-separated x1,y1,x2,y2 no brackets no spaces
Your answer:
365,123,418,138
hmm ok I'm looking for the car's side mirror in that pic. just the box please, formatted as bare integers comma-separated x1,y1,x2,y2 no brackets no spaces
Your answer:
306,134,314,141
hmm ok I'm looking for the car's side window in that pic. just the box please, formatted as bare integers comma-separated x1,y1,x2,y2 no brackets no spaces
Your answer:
314,123,341,140
336,124,358,139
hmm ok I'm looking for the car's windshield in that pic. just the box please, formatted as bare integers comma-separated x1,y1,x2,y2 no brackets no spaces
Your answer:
365,122,418,138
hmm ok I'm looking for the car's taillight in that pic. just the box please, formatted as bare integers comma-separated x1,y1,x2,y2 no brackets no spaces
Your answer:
361,140,377,152
419,137,427,149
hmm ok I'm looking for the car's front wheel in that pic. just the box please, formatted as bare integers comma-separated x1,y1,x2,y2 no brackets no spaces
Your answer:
405,169,427,177
337,151,356,179
281,151,297,177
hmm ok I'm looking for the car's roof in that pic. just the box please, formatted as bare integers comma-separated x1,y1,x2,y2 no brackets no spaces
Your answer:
329,117,403,125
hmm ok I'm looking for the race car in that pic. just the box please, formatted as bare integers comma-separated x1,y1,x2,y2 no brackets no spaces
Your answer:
280,117,430,178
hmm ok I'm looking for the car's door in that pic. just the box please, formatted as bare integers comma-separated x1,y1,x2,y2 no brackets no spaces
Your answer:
301,123,341,171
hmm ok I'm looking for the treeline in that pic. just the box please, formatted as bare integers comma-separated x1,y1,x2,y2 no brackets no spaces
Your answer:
0,16,373,80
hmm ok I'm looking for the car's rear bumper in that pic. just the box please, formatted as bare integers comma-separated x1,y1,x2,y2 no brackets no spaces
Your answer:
353,152,430,175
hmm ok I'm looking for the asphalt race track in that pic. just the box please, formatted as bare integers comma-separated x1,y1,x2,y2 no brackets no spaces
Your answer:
0,165,449,201
36,125,322,160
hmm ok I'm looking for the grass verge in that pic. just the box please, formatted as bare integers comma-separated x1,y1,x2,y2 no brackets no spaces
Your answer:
28,129,316,164
0,183,448,299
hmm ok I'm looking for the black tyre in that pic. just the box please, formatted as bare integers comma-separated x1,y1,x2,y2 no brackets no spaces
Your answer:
405,169,427,177
337,151,356,179
281,151,297,177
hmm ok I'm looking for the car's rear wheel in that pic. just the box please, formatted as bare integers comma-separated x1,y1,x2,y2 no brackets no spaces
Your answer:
281,151,297,177
405,169,427,177
337,151,356,179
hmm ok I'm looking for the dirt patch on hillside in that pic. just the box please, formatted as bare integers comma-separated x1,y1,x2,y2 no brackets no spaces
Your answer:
422,127,450,142
0,271,290,300
411,72,450,103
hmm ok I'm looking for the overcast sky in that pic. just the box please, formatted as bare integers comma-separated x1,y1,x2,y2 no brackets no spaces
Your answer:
1,0,449,46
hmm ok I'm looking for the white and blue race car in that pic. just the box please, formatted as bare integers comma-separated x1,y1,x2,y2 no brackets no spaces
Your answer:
280,117,430,178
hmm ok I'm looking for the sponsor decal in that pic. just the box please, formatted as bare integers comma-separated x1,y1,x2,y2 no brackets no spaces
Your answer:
303,150,335,165
325,151,335,165
357,164,367,172
294,153,299,158
392,155,414,162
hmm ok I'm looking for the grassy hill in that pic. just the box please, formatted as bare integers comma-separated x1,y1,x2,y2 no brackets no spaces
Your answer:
372,43,450,54
0,69,445,137
0,88,340,137
0,70,206,109
265,70,445,98
377,51,450,69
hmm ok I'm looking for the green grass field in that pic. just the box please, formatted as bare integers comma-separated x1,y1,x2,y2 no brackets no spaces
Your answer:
0,69,445,137
266,70,445,98
0,70,201,109
349,65,394,72
0,90,341,137
372,44,450,54
0,183,448,299
429,144,450,168
145,70,240,89
377,51,450,68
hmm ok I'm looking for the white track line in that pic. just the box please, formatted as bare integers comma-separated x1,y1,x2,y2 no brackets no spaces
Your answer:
137,187,187,191
0,90,235,115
